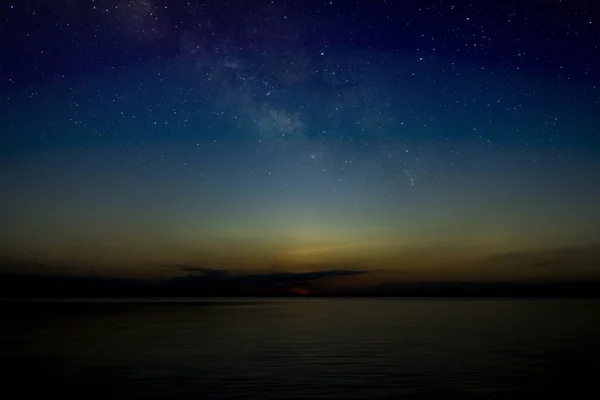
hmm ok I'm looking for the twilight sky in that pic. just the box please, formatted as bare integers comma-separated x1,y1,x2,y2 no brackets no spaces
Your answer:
1,0,599,283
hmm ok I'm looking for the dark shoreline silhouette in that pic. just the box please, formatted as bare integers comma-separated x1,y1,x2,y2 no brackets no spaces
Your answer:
2,273,600,299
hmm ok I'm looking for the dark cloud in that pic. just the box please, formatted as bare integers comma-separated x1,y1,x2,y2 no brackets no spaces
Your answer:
235,270,369,287
176,266,231,279
483,244,600,269
174,265,369,287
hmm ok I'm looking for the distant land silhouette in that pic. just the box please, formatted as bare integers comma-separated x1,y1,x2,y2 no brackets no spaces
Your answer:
1,271,600,299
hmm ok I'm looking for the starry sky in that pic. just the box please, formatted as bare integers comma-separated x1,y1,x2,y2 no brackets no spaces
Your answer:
1,0,599,283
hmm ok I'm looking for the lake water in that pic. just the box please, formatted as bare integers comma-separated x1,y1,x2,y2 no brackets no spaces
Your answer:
2,298,600,398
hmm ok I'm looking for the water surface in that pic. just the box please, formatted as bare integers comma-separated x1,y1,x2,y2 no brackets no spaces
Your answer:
2,298,599,398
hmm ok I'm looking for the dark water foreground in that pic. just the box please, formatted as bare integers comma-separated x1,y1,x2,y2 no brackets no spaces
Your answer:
2,298,600,399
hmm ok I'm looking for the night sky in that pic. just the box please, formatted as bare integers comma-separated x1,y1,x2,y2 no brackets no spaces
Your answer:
1,0,599,285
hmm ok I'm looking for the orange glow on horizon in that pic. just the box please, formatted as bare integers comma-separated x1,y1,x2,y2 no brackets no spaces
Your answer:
290,287,310,296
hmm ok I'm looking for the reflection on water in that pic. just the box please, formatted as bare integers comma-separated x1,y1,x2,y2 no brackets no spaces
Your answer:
2,299,600,398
